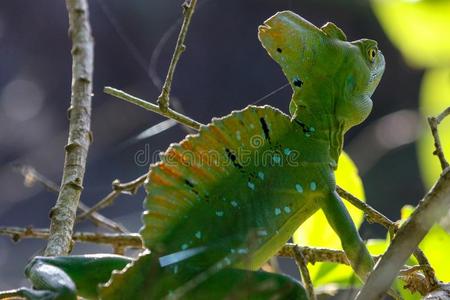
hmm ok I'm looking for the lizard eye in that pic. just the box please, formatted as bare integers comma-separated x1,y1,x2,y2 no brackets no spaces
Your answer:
368,47,377,63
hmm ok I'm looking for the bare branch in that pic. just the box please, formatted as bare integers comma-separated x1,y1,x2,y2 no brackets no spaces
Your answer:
157,0,198,111
336,185,393,231
436,107,450,125
44,0,94,256
12,164,128,233
77,174,147,220
356,167,450,300
279,243,353,265
0,226,142,249
104,87,203,130
0,289,23,299
293,245,316,300
428,106,450,170
77,202,128,233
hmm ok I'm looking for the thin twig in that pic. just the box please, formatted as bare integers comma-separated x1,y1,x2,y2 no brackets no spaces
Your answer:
77,202,128,233
337,185,438,288
427,106,450,171
336,185,393,232
293,245,317,300
157,0,198,111
0,289,23,299
436,107,450,124
77,174,147,220
0,226,142,249
12,164,128,233
104,87,203,130
356,167,450,300
45,0,94,256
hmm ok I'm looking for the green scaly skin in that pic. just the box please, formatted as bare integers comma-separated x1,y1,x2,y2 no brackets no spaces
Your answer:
0,11,384,300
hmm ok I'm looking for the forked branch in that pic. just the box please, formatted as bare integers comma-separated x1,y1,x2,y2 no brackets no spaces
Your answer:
157,0,198,111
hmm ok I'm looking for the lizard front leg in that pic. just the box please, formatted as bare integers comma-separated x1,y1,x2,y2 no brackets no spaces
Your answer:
320,191,374,280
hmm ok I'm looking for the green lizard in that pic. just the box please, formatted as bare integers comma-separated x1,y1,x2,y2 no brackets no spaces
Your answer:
1,11,385,300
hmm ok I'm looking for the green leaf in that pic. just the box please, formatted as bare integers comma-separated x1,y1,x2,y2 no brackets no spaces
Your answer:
371,0,450,68
417,68,450,188
293,152,365,286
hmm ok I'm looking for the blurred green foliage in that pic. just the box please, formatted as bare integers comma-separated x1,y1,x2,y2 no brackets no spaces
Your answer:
418,69,450,188
371,0,450,68
371,0,450,188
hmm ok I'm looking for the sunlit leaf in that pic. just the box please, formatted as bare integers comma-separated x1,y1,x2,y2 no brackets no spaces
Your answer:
371,0,450,68
417,68,450,188
293,152,365,285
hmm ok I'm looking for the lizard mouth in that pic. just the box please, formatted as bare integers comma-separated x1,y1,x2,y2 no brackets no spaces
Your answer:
257,22,271,34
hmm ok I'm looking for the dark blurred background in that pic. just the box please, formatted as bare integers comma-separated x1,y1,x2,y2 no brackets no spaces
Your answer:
0,0,424,289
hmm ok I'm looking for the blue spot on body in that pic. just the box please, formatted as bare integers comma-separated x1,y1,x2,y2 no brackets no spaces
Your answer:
236,131,241,141
258,171,265,180
295,184,303,193
181,244,188,250
310,181,317,191
231,201,238,207
284,148,292,155
274,208,281,216
257,229,268,236
195,231,202,239
237,248,248,254
272,154,281,164
310,127,316,132
284,206,292,214
248,182,255,190
216,211,224,217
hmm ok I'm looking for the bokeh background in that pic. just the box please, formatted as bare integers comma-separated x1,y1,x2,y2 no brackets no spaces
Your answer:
0,0,448,294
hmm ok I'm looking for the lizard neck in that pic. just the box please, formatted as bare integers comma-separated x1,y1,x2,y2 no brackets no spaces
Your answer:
290,91,345,170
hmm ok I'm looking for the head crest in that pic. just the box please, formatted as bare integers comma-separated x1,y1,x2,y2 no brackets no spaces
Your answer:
321,22,347,41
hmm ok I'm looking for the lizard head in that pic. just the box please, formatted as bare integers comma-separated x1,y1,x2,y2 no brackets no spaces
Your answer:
258,11,385,131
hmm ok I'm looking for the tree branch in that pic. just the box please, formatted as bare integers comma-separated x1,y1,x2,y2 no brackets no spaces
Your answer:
0,226,142,249
104,87,203,130
356,167,450,300
44,0,94,256
427,106,450,171
293,245,317,300
12,163,128,233
157,0,198,112
77,174,147,220
336,185,393,232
